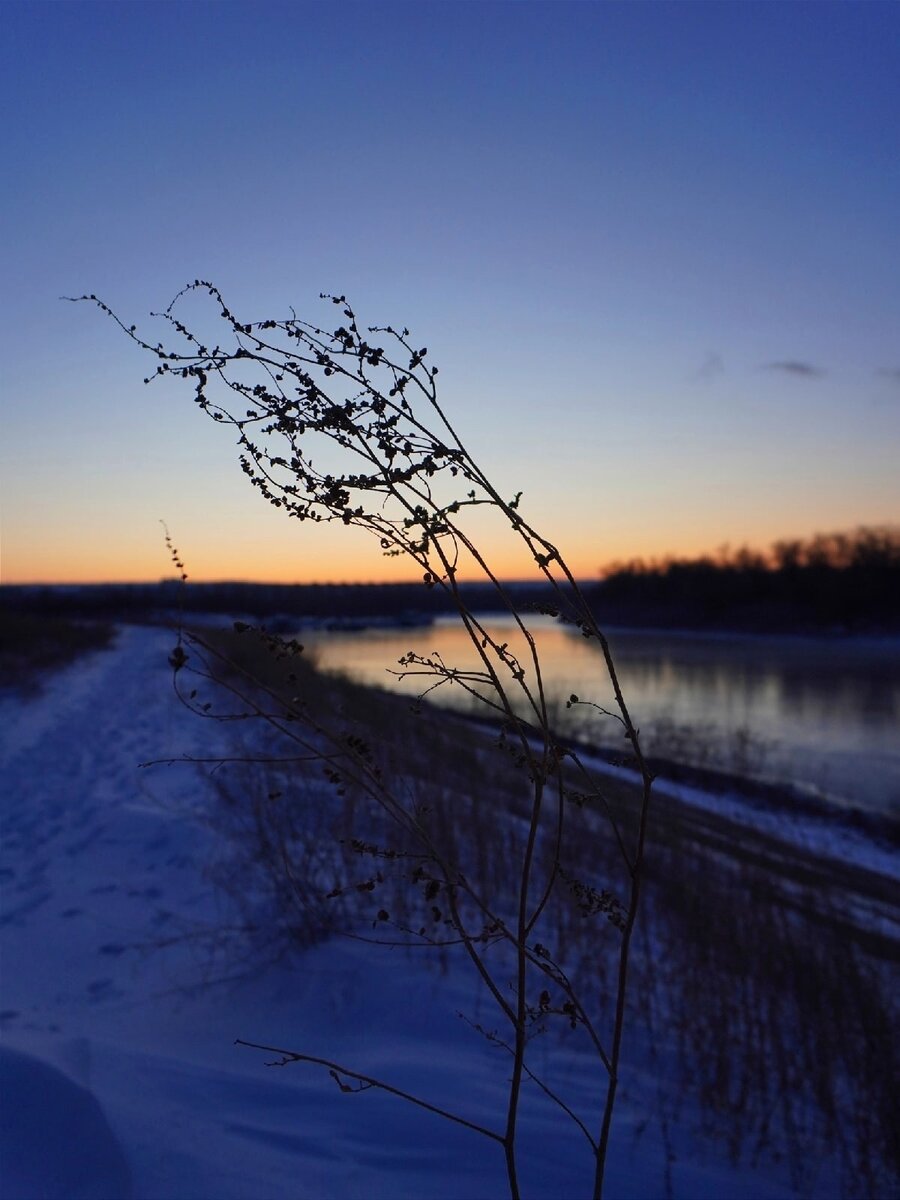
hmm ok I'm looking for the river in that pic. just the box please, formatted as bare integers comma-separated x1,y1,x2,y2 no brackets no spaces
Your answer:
304,616,900,818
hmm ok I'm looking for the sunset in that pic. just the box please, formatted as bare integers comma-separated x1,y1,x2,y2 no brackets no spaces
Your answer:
2,1,898,585
1,5,898,1200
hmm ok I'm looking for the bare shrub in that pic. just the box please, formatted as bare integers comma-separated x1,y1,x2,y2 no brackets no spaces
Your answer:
632,820,899,1199
82,281,654,1199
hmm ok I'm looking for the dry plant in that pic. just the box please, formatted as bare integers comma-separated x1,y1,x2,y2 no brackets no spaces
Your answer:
78,281,655,1200
632,820,899,1200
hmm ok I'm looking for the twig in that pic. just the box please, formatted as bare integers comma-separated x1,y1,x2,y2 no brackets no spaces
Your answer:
234,1039,504,1143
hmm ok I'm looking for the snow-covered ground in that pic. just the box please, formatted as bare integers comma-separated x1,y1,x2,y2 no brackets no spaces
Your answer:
0,626,893,1199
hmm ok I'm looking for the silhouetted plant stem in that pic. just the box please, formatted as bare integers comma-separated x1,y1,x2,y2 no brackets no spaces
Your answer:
594,772,652,1200
82,282,656,1199
234,1040,505,1144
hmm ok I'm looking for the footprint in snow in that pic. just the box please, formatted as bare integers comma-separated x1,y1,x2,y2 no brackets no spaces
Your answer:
86,979,120,999
126,884,162,899
69,824,108,853
98,943,127,957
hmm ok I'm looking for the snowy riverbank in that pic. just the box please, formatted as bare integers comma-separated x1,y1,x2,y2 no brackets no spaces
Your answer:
1,625,895,1199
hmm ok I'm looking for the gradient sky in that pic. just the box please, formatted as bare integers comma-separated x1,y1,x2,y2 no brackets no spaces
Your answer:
2,0,898,585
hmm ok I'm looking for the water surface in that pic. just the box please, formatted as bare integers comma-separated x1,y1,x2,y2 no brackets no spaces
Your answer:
306,617,900,816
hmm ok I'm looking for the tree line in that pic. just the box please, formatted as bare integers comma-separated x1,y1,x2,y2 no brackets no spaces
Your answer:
4,527,895,635
592,526,900,633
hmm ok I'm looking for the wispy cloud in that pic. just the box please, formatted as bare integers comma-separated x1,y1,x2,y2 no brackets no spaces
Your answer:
762,360,826,379
694,352,725,382
876,367,900,384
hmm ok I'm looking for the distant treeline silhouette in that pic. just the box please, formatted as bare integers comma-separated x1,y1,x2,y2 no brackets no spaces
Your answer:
4,527,896,634
593,526,900,633
0,579,557,625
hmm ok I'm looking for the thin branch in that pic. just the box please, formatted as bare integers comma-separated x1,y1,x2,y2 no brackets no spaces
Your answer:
234,1039,504,1144
139,753,345,768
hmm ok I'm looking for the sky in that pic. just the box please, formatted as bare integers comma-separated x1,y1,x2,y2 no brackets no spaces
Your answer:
1,0,898,585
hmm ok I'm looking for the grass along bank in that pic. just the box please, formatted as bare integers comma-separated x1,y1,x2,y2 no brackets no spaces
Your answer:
190,623,898,1197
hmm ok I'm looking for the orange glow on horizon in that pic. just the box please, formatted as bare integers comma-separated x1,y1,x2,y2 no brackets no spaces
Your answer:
3,539,610,586
1,523,859,588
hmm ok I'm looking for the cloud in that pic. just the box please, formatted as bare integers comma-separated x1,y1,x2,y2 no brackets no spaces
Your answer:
876,367,900,384
694,352,725,382
762,360,826,379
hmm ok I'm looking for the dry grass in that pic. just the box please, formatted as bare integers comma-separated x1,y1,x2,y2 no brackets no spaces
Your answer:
194,625,898,1196
0,612,115,690
632,815,898,1197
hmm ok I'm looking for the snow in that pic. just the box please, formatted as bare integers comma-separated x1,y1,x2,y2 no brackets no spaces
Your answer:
0,1044,132,1200
590,757,900,886
0,625,892,1199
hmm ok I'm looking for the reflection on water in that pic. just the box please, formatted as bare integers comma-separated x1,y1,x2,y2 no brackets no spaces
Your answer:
306,617,900,815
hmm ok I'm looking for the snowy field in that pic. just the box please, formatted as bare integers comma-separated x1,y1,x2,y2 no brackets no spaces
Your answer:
1,625,896,1199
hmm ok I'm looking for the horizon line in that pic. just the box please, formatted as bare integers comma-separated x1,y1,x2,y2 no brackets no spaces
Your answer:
0,576,581,589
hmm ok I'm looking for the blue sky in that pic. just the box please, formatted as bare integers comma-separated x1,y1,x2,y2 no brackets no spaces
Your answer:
2,0,898,583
